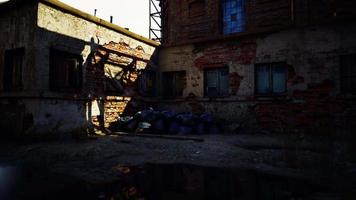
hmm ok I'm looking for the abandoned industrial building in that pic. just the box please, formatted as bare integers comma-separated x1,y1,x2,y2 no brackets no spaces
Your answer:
0,0,159,136
1,0,355,137
158,0,356,135
1,0,356,199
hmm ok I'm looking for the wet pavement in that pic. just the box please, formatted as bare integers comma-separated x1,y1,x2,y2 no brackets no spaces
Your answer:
0,133,354,199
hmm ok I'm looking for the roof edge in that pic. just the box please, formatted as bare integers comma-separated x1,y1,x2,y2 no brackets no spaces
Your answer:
40,0,160,47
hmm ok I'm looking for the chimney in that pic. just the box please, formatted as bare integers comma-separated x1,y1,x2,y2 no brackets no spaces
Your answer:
110,16,113,23
94,9,97,16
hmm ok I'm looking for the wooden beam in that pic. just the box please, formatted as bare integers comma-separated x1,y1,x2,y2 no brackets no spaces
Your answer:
113,132,205,142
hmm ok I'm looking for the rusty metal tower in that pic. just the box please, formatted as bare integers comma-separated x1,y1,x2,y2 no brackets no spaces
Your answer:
149,0,161,42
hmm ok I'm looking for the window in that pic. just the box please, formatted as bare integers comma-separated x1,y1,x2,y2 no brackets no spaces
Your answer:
49,48,82,92
3,48,24,91
255,63,287,95
222,0,246,34
138,70,156,97
204,68,229,97
340,55,356,94
162,71,186,98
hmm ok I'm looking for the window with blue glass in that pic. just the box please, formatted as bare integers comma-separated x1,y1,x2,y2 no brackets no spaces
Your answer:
255,63,287,95
222,0,246,34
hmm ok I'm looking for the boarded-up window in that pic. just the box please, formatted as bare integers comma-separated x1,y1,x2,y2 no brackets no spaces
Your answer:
340,55,356,94
222,0,246,34
49,48,82,92
162,71,186,98
4,48,24,91
204,68,229,97
255,63,287,95
138,70,156,97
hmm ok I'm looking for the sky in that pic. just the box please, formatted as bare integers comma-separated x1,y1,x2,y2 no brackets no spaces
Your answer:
58,0,150,38
58,0,149,37
0,0,151,37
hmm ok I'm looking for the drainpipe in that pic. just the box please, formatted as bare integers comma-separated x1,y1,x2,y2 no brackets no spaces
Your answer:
291,0,295,23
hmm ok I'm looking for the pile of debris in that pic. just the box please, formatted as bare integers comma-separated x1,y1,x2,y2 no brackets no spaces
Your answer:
109,108,224,135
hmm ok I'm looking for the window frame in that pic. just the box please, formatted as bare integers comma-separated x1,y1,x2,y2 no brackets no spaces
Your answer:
204,67,230,97
340,54,356,94
3,47,25,91
221,0,246,35
49,48,83,92
138,70,156,97
161,70,186,98
254,62,288,96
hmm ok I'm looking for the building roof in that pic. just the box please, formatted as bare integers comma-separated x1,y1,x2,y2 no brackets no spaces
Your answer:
0,0,160,47
42,0,160,47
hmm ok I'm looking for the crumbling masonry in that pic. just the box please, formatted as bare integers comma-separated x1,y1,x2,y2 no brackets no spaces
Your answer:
0,0,158,137
157,0,356,134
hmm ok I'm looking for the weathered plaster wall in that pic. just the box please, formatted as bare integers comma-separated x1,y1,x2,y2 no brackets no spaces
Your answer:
24,99,87,135
36,2,156,94
0,2,157,137
158,22,356,133
24,3,158,135
0,2,38,137
0,2,37,91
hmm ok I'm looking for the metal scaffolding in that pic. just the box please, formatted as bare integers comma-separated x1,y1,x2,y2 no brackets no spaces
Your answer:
149,0,161,42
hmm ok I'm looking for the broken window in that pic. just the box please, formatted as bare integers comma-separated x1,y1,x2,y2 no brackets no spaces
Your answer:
204,68,229,97
3,48,24,91
162,71,186,98
255,63,287,95
222,0,246,34
138,70,156,97
49,48,82,92
340,55,356,94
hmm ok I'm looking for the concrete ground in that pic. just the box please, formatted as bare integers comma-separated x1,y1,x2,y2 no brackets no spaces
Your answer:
0,133,355,199
0,133,349,184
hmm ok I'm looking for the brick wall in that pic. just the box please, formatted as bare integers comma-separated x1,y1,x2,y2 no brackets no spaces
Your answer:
158,21,356,134
161,0,356,46
256,80,344,134
86,41,154,128
104,97,131,128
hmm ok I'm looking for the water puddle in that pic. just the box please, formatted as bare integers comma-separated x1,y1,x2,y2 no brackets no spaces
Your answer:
0,164,335,200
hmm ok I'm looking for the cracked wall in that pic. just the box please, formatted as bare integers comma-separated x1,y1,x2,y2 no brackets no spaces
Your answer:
159,20,356,133
158,0,356,134
0,1,158,137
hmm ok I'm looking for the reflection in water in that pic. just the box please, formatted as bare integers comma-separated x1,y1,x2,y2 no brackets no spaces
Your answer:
0,166,19,200
0,164,334,200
